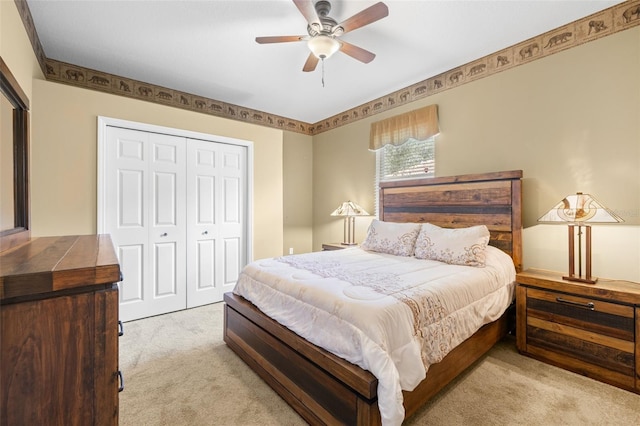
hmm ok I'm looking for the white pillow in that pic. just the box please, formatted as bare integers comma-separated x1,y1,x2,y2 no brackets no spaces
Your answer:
360,220,421,256
414,223,490,267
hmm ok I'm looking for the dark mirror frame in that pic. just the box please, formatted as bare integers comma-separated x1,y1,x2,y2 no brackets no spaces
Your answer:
0,57,30,252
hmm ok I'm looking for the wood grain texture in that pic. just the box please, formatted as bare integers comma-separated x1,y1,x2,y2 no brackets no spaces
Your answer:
1,235,120,425
0,235,121,300
517,269,640,394
1,287,119,425
223,170,524,424
516,269,640,304
380,170,523,270
1,294,95,425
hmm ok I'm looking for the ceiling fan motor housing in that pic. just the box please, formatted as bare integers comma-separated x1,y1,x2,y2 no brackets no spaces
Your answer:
307,0,342,36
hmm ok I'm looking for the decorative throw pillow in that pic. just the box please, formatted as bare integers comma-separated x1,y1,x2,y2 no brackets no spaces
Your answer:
414,223,490,267
360,220,421,257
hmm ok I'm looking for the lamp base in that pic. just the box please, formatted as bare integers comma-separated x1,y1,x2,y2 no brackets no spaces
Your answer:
563,275,598,284
565,224,597,285
342,216,357,246
340,242,358,246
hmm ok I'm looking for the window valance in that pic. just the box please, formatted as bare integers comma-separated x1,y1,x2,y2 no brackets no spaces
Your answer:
369,104,439,151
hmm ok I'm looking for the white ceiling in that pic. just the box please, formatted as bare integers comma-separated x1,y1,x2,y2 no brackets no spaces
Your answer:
27,0,624,124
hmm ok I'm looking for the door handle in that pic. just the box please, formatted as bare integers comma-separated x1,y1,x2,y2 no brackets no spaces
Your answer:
202,230,208,235
160,232,168,237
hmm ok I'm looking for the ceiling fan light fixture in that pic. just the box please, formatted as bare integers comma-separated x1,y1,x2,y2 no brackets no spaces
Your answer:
308,35,341,59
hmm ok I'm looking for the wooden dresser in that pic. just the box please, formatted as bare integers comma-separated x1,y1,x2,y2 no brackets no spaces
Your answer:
516,269,640,393
1,235,122,425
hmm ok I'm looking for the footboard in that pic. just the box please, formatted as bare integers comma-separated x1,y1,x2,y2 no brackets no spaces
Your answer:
223,292,382,426
224,292,510,425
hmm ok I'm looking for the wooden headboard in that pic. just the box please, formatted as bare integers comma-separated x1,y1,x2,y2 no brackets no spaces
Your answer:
379,170,523,272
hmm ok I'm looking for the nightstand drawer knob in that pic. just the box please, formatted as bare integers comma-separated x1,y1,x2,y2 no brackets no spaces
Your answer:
556,297,595,310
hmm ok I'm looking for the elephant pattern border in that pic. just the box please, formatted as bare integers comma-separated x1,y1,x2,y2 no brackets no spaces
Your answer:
14,0,640,136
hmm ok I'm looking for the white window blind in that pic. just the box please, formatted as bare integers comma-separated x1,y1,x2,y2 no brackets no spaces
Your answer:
378,137,435,181
374,137,436,215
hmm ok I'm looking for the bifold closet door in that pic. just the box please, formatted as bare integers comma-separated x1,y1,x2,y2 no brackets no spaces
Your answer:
105,127,186,321
186,140,247,308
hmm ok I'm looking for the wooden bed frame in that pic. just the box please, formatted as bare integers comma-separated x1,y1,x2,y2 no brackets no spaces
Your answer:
224,170,522,425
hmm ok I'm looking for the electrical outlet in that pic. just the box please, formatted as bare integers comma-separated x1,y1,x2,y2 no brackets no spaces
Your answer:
289,247,294,255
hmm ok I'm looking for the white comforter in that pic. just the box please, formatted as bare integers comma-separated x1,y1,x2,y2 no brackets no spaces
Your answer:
233,246,516,426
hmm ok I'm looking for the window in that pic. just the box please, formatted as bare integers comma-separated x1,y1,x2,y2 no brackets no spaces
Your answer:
370,104,439,215
377,137,435,182
374,137,436,215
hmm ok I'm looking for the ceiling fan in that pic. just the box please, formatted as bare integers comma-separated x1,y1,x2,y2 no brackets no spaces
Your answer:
256,0,389,72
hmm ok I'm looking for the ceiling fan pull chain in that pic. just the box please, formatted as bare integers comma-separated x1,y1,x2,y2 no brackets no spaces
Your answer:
322,58,325,88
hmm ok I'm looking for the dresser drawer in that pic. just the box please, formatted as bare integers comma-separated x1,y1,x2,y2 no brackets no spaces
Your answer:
523,287,636,389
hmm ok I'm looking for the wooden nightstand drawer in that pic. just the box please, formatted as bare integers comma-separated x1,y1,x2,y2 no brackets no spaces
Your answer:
516,269,640,394
524,288,635,386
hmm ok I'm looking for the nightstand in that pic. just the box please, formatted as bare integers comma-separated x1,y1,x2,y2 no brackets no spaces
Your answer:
322,243,353,251
516,269,640,394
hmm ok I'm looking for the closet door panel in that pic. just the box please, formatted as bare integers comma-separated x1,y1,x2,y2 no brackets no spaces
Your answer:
186,140,220,308
197,176,215,225
106,127,150,321
102,121,249,320
154,242,177,296
196,240,216,290
219,145,247,296
118,244,144,303
224,237,241,285
223,177,240,223
118,170,144,227
147,133,186,317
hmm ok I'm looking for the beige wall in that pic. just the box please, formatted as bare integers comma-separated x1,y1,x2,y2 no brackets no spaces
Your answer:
283,131,313,254
314,27,640,282
3,0,288,261
313,116,376,248
31,80,284,260
5,0,640,281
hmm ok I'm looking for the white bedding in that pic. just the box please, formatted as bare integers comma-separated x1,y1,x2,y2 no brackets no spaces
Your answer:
233,245,516,426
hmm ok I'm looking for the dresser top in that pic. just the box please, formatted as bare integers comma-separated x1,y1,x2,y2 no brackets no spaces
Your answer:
0,235,121,300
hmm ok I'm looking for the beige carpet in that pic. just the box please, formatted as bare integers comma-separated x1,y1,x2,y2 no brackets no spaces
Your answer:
119,303,640,425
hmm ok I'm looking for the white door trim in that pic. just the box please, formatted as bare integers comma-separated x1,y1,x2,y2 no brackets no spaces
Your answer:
97,116,254,263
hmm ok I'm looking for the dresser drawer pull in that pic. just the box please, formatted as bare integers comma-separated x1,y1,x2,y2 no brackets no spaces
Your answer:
117,370,125,392
556,297,595,310
118,320,124,337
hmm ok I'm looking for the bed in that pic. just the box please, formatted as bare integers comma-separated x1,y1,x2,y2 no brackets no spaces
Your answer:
224,170,522,425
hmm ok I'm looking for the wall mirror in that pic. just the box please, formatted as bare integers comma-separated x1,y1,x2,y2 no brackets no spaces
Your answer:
1,57,30,252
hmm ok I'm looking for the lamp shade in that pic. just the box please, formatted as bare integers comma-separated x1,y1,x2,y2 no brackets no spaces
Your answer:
538,193,623,224
308,35,341,59
330,201,369,217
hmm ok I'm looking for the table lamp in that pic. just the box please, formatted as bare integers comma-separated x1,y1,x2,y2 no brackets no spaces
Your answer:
330,201,370,245
538,192,623,284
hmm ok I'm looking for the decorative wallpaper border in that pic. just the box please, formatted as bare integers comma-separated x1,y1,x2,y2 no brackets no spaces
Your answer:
15,0,640,136
42,58,311,134
313,0,640,134
14,0,47,76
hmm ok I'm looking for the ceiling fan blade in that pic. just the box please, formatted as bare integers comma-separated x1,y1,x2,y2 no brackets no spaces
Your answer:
334,2,389,35
256,35,306,44
302,53,319,72
340,41,376,63
293,0,321,29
